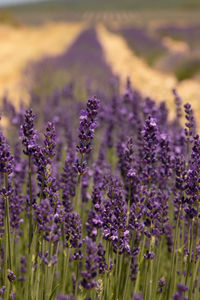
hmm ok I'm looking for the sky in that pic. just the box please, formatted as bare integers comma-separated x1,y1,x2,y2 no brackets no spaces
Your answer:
0,0,48,6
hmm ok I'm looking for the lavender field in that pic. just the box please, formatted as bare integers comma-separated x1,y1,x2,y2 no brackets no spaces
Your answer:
1,1,200,300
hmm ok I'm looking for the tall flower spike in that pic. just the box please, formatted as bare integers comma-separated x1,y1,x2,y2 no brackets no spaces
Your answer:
61,149,77,212
21,109,37,156
43,121,56,159
76,96,100,155
34,121,56,196
81,237,99,290
140,116,159,184
0,132,13,175
184,103,195,144
172,88,182,121
0,130,14,239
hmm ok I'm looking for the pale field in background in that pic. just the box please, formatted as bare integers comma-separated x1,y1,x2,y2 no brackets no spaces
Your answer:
0,18,200,128
0,21,83,107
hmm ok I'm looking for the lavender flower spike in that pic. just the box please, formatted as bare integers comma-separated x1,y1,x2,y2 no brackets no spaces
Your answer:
76,96,100,156
21,109,37,156
0,132,13,174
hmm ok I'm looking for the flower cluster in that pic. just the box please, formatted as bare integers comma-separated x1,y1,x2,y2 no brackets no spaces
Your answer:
1,27,200,300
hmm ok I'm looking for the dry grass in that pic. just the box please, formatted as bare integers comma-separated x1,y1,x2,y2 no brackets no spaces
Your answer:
0,21,83,107
162,36,189,54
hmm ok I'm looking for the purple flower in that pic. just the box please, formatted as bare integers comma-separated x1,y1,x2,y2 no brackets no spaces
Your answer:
139,116,159,184
86,207,102,241
0,286,6,296
18,256,27,281
34,122,56,195
21,109,37,156
7,269,16,283
76,97,100,155
61,150,77,212
184,103,195,144
172,88,182,120
0,132,13,174
173,283,188,300
101,176,130,254
43,121,56,159
81,237,99,290
133,292,143,300
158,277,166,293
57,293,74,300
64,211,83,253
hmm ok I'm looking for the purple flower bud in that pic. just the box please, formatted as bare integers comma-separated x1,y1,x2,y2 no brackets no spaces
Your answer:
21,109,37,156
0,132,13,174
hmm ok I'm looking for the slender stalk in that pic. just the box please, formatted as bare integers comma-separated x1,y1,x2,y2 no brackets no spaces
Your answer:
173,214,181,294
46,242,53,299
74,261,79,299
104,241,111,299
149,237,154,299
152,237,163,299
4,173,12,271
114,251,119,299
28,155,33,251
193,255,200,299
122,259,131,300
144,260,150,300
185,218,194,286
189,202,199,298
179,217,185,284
74,175,81,213
167,205,181,299
134,234,146,294
3,215,9,300
61,248,70,294
116,254,123,299
127,185,131,226
3,173,12,300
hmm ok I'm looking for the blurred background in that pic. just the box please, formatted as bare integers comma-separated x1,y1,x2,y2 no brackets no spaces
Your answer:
0,0,200,121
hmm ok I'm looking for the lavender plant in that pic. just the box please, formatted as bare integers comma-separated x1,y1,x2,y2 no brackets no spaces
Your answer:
1,29,200,299
1,81,200,300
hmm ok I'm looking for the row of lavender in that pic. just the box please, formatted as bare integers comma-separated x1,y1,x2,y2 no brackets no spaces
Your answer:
114,26,167,66
0,27,199,299
113,24,200,81
26,29,116,99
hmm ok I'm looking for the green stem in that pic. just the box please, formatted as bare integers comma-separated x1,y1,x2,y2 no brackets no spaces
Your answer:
61,248,70,294
152,237,163,299
4,173,12,271
122,259,131,300
127,185,131,226
3,219,9,300
189,202,199,298
74,261,79,299
116,254,123,299
74,175,81,213
28,155,33,251
167,205,181,299
179,217,185,284
114,251,119,299
46,242,53,300
193,255,200,299
185,219,194,286
149,239,154,299
144,260,150,300
134,234,146,294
